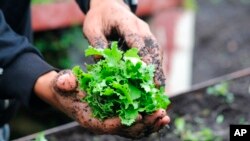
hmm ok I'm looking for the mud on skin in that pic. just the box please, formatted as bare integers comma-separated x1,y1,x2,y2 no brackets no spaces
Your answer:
52,70,78,96
92,37,108,49
122,34,165,86
139,37,165,86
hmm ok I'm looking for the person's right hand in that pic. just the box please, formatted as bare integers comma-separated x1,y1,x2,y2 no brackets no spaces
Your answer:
34,70,170,139
83,0,166,87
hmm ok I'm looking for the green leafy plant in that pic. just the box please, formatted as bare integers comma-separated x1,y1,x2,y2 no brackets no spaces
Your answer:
73,41,171,126
216,114,224,124
206,81,234,103
35,132,48,141
174,117,221,141
238,117,249,125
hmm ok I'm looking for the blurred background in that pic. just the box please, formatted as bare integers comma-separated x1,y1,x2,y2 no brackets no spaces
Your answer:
10,0,250,140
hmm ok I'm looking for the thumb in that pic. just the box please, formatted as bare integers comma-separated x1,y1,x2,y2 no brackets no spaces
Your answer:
52,70,78,96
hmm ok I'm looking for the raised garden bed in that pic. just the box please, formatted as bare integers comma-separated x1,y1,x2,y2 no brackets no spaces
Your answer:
14,69,250,141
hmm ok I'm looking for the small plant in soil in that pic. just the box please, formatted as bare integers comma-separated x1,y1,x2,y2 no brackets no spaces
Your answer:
206,81,234,103
216,114,224,124
238,116,250,125
174,117,222,141
35,132,47,141
73,41,171,126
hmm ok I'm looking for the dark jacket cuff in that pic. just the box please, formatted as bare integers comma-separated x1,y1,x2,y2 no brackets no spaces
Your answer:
0,53,56,106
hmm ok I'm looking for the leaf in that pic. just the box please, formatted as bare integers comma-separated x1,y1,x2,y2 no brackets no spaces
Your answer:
35,132,47,141
111,82,132,103
72,66,92,90
140,82,151,93
124,48,140,59
103,42,122,65
128,83,142,100
155,87,171,109
174,118,186,133
216,115,224,124
102,87,115,96
85,46,103,56
119,106,138,126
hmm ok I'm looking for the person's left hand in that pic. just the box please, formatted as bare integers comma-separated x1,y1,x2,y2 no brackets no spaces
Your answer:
83,0,166,87
35,70,170,139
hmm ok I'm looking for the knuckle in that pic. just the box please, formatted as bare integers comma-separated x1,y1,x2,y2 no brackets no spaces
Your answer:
139,20,151,31
143,23,151,31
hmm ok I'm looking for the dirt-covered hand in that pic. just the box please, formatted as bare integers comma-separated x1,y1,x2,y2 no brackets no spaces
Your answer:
51,70,170,139
83,0,165,86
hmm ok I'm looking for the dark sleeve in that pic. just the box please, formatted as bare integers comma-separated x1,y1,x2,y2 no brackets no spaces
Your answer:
75,0,90,14
0,10,55,106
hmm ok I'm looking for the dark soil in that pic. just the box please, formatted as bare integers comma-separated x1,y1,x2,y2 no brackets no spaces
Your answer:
192,0,250,84
166,76,250,141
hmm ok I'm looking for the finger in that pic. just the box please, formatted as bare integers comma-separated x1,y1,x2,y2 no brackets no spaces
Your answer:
160,116,171,127
116,18,148,50
144,109,166,125
101,115,143,137
76,91,86,99
136,114,143,122
52,70,78,96
103,117,121,128
142,110,168,136
121,123,145,139
139,37,165,86
83,22,108,50
91,117,122,134
153,116,171,132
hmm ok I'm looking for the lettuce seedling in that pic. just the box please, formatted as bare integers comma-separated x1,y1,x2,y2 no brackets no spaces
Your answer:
73,41,170,126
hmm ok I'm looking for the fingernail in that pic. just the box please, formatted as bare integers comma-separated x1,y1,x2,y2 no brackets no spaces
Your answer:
57,74,67,85
56,73,70,89
136,114,142,121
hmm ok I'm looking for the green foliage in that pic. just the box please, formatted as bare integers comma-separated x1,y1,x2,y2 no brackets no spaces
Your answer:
35,26,87,69
206,82,234,103
238,117,250,125
32,0,53,4
216,114,224,124
183,0,198,11
174,117,221,141
73,42,171,126
35,132,47,141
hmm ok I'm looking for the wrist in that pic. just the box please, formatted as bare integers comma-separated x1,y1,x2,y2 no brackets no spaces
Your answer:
34,71,59,108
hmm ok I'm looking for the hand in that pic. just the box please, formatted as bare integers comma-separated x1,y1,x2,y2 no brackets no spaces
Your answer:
34,70,170,139
83,0,165,86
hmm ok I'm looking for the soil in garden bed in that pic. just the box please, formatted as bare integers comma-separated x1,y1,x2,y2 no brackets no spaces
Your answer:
165,76,250,141
192,0,250,84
